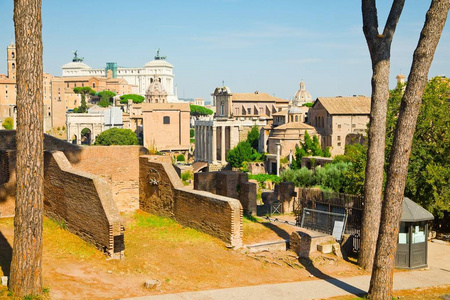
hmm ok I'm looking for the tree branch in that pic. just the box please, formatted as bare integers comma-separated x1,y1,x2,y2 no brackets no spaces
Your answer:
362,0,379,43
383,0,406,42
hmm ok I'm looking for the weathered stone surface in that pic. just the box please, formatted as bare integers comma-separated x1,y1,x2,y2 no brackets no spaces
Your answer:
290,231,335,258
332,243,343,258
262,192,277,206
317,243,333,254
44,151,124,258
1,276,7,286
278,182,296,214
140,157,243,248
144,279,161,289
194,171,256,215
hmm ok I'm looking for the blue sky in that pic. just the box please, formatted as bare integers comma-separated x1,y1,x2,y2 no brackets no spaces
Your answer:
0,1,449,102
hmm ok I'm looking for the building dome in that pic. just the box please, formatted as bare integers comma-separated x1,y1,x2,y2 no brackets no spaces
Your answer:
145,75,167,103
144,49,173,68
61,61,91,70
293,81,312,105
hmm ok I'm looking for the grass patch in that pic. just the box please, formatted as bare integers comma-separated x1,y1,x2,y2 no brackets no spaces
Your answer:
243,214,260,223
43,217,101,260
128,210,212,243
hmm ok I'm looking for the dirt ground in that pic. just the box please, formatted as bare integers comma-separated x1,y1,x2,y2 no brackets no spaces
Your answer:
0,212,368,299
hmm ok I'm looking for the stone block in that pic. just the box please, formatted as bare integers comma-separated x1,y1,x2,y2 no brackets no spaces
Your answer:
317,243,333,254
332,243,343,258
144,279,161,289
262,192,277,206
1,276,7,286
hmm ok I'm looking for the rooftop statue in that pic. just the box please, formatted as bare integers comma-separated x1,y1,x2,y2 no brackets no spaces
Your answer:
72,50,84,62
154,48,166,60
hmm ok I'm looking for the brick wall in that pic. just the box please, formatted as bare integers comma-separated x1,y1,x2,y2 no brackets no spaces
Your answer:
140,156,243,248
0,150,15,216
70,146,149,212
194,171,257,215
44,151,124,258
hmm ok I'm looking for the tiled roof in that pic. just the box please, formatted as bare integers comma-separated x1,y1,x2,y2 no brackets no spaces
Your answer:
231,92,285,102
275,122,315,130
316,96,370,115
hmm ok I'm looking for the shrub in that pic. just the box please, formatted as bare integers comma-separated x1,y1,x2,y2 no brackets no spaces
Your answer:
2,117,14,130
181,170,193,182
226,141,253,168
120,94,145,104
177,154,185,162
94,128,138,145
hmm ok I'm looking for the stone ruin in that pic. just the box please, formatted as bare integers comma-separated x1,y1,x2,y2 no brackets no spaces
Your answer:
1,130,245,256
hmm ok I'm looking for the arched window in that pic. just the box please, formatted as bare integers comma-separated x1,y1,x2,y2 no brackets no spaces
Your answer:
11,52,15,58
220,102,224,115
93,83,96,88
12,63,15,69
295,115,298,122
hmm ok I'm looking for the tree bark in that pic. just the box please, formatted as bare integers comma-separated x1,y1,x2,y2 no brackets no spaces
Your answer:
368,1,450,299
9,0,44,297
359,0,404,271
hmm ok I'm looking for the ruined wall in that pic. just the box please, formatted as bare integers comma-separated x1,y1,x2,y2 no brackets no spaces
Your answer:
140,156,243,248
0,150,15,217
44,151,124,257
194,171,257,215
70,146,149,212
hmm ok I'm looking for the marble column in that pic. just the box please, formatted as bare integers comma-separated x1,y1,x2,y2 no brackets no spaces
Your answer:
212,126,217,163
221,126,226,164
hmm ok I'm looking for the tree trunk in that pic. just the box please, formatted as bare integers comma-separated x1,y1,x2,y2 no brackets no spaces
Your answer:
368,1,450,298
9,0,44,297
359,0,404,271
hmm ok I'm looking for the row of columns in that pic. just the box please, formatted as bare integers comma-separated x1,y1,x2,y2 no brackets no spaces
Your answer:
196,124,229,164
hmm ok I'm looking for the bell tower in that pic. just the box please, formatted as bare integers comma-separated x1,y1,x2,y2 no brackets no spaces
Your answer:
7,42,16,79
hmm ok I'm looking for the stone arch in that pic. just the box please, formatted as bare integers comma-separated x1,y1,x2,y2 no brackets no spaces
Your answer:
81,127,92,145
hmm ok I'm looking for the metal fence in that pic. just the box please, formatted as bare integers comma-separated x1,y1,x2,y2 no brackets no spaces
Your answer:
301,208,347,241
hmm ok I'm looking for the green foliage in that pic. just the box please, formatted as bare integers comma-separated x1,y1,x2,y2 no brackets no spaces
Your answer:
120,94,145,104
181,170,193,182
226,141,253,168
314,161,350,193
2,117,13,130
190,128,195,138
291,131,327,169
386,78,450,217
334,143,367,195
98,90,116,107
94,128,138,145
248,174,281,186
302,102,314,108
73,86,95,113
177,154,185,162
280,167,315,187
247,125,260,150
190,104,213,117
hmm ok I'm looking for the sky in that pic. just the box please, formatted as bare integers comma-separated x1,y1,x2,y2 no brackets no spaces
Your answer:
0,1,449,102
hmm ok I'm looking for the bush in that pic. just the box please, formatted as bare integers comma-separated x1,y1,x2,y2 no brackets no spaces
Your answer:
190,105,213,117
120,94,145,104
280,167,315,187
177,154,185,162
248,174,280,186
226,141,253,168
2,117,14,130
94,128,138,145
98,91,116,107
181,170,193,182
190,128,195,138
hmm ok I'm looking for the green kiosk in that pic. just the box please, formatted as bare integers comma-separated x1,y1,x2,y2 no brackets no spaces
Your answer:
396,197,434,269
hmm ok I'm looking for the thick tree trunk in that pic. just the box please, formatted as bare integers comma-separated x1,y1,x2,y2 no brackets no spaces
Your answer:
9,0,44,297
368,1,450,298
359,0,404,271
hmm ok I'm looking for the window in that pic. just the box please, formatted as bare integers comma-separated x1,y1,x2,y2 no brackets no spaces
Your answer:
11,52,15,58
163,116,170,124
337,142,341,146
12,63,15,69
337,136,341,141
220,103,224,115
295,115,298,122
352,124,356,128
67,83,69,88
93,83,96,88
338,124,341,129
247,108,251,115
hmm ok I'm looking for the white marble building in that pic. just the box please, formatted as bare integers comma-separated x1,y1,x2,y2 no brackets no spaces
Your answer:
61,50,179,102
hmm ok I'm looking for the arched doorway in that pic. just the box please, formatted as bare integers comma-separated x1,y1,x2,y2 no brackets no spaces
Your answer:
81,128,92,145
72,134,77,145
